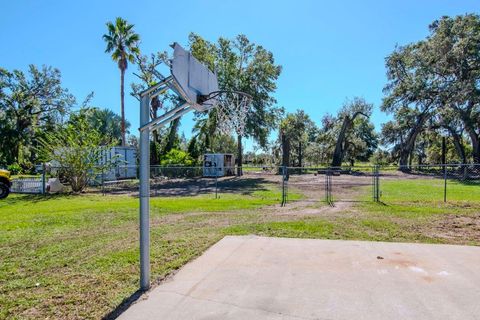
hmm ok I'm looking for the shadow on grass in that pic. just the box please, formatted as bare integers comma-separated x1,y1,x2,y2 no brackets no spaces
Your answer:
102,289,144,320
150,176,271,197
6,176,275,200
1,193,72,205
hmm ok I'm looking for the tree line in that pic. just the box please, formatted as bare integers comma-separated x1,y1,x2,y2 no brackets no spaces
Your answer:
1,13,479,176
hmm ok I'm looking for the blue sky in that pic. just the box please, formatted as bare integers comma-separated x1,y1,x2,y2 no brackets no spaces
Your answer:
1,0,479,151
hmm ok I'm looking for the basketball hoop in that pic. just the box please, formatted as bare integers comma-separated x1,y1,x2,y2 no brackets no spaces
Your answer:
138,43,252,291
199,90,252,136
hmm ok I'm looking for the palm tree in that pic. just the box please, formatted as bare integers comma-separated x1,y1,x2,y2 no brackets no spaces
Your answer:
102,17,140,146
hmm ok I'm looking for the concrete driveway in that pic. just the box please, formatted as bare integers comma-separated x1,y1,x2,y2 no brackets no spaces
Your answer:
119,236,480,319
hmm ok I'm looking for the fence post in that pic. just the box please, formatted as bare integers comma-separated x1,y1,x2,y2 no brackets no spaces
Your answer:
325,169,332,205
215,166,218,199
443,164,447,203
285,166,288,204
372,166,375,202
101,168,105,196
329,170,333,204
281,166,286,206
281,166,285,206
325,169,329,204
372,165,376,202
41,162,46,195
376,165,380,202
325,169,330,204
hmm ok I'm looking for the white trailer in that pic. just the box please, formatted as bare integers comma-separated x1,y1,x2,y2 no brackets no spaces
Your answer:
203,153,235,177
99,146,137,180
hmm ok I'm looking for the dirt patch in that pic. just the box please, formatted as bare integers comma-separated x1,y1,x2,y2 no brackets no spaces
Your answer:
426,213,480,243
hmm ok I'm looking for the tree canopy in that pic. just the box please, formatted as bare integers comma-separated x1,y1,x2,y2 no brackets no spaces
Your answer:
4,14,480,173
189,33,283,173
381,14,480,166
0,65,75,167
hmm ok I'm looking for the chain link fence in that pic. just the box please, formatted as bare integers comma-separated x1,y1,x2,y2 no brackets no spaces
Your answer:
379,164,480,204
9,163,479,207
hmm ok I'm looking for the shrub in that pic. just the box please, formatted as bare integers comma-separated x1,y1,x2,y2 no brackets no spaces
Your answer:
160,149,194,166
37,111,116,193
7,163,21,175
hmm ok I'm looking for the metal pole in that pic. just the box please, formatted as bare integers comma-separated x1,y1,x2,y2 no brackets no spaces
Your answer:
329,170,332,204
285,166,288,204
101,168,105,196
139,94,151,291
371,166,374,201
281,166,284,206
329,171,332,204
41,163,46,195
442,137,447,203
444,165,447,203
281,166,286,206
376,165,380,202
325,170,330,204
215,165,218,199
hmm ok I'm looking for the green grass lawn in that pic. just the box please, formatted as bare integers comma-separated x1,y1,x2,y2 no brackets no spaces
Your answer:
350,178,480,244
1,177,478,319
225,178,480,247
0,185,296,319
364,178,480,218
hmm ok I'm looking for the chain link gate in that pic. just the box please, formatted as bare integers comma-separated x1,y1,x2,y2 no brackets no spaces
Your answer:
279,166,381,206
323,166,380,205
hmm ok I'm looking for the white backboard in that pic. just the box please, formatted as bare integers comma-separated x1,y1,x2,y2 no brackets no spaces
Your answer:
170,43,219,111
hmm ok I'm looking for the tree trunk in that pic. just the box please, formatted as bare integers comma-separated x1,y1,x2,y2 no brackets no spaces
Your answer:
120,67,126,146
150,141,159,165
331,111,368,167
455,106,479,163
461,119,480,163
237,134,243,176
331,117,350,167
467,130,480,163
151,96,160,144
447,128,467,164
399,113,429,169
281,133,290,167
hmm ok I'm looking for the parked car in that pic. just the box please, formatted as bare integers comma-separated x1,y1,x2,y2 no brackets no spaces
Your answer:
0,169,12,199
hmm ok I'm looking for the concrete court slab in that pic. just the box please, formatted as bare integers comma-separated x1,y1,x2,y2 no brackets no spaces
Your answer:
119,236,480,320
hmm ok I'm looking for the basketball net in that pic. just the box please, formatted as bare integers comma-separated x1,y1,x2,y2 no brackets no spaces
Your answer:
201,91,252,136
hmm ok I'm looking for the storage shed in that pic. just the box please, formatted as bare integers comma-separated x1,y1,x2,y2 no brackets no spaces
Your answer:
203,154,235,177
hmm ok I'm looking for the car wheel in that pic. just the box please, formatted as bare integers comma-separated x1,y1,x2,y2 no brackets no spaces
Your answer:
0,182,9,199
